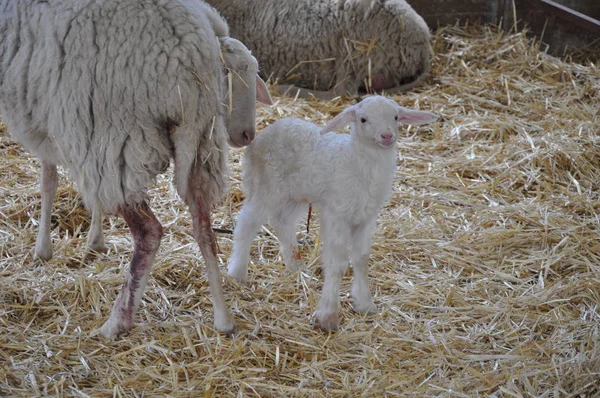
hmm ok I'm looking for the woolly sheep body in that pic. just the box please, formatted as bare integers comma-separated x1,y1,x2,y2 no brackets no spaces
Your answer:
206,0,431,98
0,0,249,337
228,96,438,331
0,0,227,213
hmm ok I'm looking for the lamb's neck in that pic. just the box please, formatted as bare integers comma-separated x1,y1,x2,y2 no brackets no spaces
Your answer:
349,138,397,175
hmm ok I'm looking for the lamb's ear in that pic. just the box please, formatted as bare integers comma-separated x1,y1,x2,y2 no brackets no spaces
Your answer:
397,106,438,125
256,75,274,105
321,106,356,134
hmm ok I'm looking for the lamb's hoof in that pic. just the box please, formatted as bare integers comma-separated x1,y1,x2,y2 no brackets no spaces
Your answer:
227,263,248,284
214,314,236,337
316,310,339,332
99,316,132,338
352,299,377,314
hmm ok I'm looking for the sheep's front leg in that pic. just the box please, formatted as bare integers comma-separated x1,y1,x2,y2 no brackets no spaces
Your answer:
34,161,58,261
189,196,235,335
100,202,163,338
350,220,377,314
316,218,350,332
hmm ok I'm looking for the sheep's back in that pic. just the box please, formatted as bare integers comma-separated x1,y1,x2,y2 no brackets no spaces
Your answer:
209,0,430,91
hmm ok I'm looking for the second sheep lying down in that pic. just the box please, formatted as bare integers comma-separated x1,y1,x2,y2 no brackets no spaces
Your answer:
228,96,438,331
207,0,432,99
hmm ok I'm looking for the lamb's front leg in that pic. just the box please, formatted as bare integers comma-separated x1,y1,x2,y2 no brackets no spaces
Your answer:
34,161,58,261
316,218,350,332
228,200,266,283
350,220,378,314
188,195,235,335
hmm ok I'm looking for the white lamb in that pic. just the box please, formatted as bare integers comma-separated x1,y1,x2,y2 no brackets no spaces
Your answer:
0,0,271,338
228,95,438,331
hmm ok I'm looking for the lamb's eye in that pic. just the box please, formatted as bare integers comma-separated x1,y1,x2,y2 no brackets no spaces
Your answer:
360,117,367,123
394,115,398,121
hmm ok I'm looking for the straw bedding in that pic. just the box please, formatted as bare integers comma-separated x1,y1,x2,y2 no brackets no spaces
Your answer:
1,24,599,396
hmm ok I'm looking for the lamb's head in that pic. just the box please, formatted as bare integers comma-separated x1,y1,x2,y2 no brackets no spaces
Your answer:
220,37,273,148
321,96,438,148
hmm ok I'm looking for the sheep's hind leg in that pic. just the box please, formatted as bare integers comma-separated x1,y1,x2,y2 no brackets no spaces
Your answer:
269,201,308,273
189,194,235,335
227,200,266,283
350,220,377,314
100,201,163,338
34,161,58,261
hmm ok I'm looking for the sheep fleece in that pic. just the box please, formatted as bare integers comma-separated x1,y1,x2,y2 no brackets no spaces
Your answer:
0,0,228,213
207,0,431,91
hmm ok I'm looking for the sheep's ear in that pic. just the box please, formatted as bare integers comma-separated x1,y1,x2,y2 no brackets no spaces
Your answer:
321,106,356,134
256,75,274,105
397,106,438,125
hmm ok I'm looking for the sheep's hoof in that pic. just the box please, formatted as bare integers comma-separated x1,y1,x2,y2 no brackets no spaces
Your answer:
84,245,107,262
214,314,236,337
99,316,132,338
87,243,107,254
316,310,339,332
352,299,377,314
34,242,53,262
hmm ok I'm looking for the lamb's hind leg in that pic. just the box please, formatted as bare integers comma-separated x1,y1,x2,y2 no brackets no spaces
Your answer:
228,199,266,283
188,194,235,335
34,161,58,261
269,201,308,273
100,201,163,338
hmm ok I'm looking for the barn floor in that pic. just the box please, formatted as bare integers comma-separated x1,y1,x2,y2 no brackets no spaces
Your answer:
1,25,599,397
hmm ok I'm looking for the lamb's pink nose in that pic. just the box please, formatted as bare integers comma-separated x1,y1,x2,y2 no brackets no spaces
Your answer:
381,133,393,140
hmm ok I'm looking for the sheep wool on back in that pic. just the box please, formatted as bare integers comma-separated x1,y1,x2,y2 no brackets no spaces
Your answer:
207,0,431,97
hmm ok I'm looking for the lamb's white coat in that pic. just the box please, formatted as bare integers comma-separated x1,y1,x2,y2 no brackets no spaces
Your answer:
228,96,438,331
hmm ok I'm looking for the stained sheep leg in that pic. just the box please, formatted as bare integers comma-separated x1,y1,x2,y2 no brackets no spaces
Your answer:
188,195,235,335
100,201,163,338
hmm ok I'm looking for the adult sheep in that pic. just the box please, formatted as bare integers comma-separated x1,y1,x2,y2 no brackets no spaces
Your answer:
0,0,271,337
206,0,432,98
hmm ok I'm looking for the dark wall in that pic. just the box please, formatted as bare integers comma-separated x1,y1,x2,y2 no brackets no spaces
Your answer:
408,0,600,60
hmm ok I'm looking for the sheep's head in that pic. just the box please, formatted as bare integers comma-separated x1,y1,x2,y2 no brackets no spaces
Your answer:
320,96,438,148
220,37,273,148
